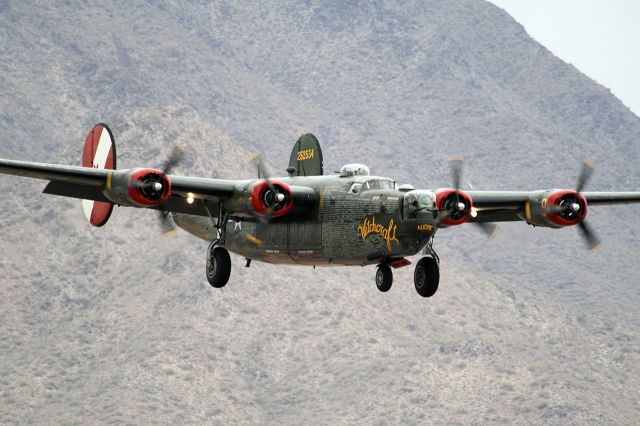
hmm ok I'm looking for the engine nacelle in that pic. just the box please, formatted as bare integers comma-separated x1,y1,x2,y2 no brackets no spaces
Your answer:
104,168,172,207
248,179,293,218
435,188,473,226
524,189,587,228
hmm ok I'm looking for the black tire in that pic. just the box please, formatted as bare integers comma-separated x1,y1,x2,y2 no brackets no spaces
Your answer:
206,244,231,288
414,256,439,297
375,264,393,292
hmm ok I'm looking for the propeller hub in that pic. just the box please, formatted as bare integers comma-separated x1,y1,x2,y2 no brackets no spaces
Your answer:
276,193,286,203
456,202,466,211
570,202,580,213
153,182,163,192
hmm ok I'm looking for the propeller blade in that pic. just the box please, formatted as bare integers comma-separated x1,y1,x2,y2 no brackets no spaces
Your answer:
129,179,145,189
450,156,463,201
163,144,187,175
243,231,263,246
576,160,595,193
578,220,601,251
256,207,274,224
247,151,277,192
158,209,176,235
435,209,448,225
475,222,499,239
246,151,281,223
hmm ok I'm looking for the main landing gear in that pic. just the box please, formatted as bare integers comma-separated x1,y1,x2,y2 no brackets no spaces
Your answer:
205,202,232,289
414,256,439,298
375,264,393,292
206,241,231,288
375,255,440,297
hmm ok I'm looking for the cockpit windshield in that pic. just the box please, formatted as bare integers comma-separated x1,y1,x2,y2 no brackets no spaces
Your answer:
348,179,395,194
404,190,436,219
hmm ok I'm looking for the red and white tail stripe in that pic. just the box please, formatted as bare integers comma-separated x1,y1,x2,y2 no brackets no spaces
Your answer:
82,124,116,227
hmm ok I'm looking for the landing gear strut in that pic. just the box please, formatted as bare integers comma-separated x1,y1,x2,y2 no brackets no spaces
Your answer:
204,202,232,288
375,263,393,292
414,256,439,297
206,241,231,288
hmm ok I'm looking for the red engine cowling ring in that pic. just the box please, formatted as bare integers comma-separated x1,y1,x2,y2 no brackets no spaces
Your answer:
250,179,293,217
127,169,172,206
435,188,473,226
545,190,587,227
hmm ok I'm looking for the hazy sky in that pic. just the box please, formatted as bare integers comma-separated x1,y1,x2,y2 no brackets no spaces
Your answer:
488,0,640,117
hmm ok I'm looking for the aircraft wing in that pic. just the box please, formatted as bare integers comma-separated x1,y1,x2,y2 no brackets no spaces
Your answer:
1,155,315,224
466,190,640,223
1,124,307,228
0,158,237,217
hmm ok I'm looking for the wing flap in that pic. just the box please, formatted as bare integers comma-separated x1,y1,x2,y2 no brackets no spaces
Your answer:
149,196,218,217
468,208,522,223
43,181,112,203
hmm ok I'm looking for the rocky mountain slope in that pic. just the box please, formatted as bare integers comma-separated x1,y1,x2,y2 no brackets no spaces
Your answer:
1,1,639,424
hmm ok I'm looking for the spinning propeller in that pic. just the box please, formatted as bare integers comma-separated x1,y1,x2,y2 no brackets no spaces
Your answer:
128,144,187,234
158,144,187,234
246,152,290,223
439,157,498,238
549,161,600,250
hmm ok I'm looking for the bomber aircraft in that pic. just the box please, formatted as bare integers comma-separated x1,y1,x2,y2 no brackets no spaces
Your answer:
2,124,640,297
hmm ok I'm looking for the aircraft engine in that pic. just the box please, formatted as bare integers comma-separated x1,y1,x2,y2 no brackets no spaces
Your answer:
435,189,473,226
104,168,172,207
249,179,293,218
525,189,587,228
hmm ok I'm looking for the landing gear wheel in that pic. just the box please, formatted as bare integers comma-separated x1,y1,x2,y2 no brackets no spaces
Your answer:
375,264,393,292
206,243,231,288
414,256,439,297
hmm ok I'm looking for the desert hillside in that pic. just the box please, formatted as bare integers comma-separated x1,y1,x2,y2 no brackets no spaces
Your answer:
1,1,639,424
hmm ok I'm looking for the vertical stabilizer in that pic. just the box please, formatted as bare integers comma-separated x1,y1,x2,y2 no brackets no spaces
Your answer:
288,133,323,177
81,123,115,227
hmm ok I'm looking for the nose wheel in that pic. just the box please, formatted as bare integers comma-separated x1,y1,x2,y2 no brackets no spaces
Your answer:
414,256,439,297
206,242,231,288
375,264,393,292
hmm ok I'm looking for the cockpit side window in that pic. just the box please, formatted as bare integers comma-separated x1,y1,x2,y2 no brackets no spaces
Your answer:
403,191,436,219
362,179,393,191
349,182,363,194
350,179,394,194
378,180,394,190
405,193,419,219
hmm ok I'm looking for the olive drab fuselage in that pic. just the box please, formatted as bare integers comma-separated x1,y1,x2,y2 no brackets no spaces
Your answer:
173,174,438,266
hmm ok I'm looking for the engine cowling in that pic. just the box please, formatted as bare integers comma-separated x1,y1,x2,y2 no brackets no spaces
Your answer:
249,179,293,218
127,169,172,206
525,189,587,228
435,188,473,226
104,168,172,207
